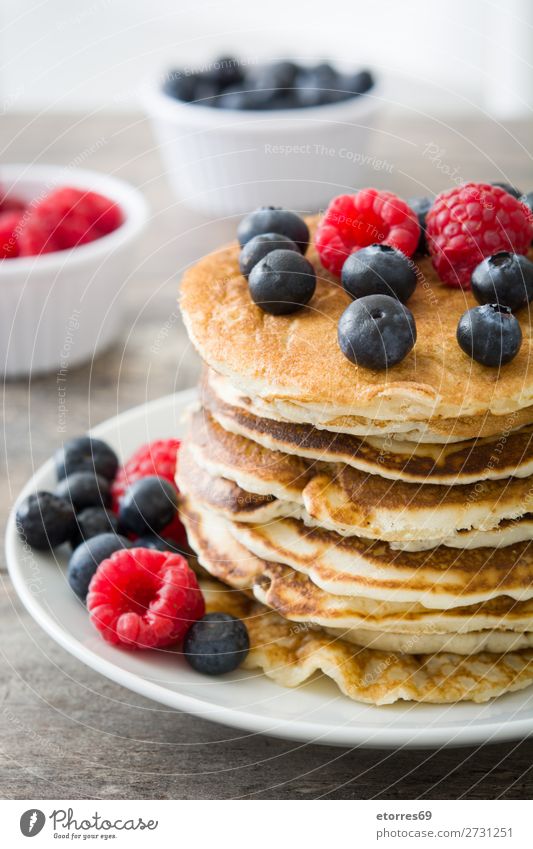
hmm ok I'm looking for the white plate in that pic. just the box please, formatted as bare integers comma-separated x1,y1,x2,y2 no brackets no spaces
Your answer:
6,390,533,749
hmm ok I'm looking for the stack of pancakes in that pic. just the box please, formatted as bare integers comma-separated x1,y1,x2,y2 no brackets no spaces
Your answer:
177,215,533,705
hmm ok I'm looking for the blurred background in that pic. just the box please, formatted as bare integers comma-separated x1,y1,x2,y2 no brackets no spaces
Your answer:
2,0,533,117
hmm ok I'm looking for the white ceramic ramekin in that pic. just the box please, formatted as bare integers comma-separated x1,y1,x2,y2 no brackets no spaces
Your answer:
143,76,383,216
0,164,148,378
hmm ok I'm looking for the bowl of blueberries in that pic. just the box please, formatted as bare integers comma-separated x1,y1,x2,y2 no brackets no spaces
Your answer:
144,55,380,215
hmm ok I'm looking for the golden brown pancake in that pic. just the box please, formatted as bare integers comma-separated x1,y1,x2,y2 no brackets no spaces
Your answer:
178,440,533,554
179,491,533,609
180,216,533,429
186,407,533,542
202,368,533,485
198,575,533,704
183,496,533,631
206,367,533,443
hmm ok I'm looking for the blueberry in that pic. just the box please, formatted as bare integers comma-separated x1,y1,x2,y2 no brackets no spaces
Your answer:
295,63,340,107
191,72,220,105
135,535,182,553
520,191,533,215
55,436,118,482
162,70,197,102
471,252,533,311
70,507,118,548
237,207,309,253
209,56,244,89
341,244,417,303
239,232,300,278
519,192,533,244
118,476,178,536
55,472,111,511
342,69,374,97
338,294,417,370
16,491,76,551
183,613,250,675
407,196,432,255
68,532,130,601
248,249,316,315
248,61,299,106
457,304,522,367
491,181,522,199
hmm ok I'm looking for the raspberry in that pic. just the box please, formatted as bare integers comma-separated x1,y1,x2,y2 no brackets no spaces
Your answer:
18,217,62,256
426,182,533,288
0,211,23,258
87,547,205,649
18,187,123,256
315,189,420,277
111,439,186,545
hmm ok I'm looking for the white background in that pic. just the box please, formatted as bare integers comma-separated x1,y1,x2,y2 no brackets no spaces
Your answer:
1,0,532,116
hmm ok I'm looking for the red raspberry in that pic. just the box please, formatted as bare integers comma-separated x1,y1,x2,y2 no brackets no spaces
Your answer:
18,216,62,256
0,195,25,215
18,187,123,256
0,211,23,258
426,183,533,288
112,439,186,545
87,547,205,649
315,189,420,277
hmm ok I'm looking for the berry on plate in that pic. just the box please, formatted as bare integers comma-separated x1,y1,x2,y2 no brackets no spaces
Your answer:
183,612,250,675
135,535,182,553
341,243,417,303
456,304,522,367
87,548,205,649
16,491,76,550
471,252,533,311
118,476,179,537
112,439,185,545
237,207,309,253
239,232,299,279
248,249,316,315
55,471,111,511
407,196,432,255
55,435,118,482
69,506,118,548
337,293,417,370
68,531,130,601
426,182,532,288
315,189,420,277
490,181,522,199
111,439,181,509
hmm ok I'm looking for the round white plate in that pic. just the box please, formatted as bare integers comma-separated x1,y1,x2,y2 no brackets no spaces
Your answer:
6,390,533,749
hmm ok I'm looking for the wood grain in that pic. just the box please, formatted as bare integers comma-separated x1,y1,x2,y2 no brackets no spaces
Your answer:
1,112,533,799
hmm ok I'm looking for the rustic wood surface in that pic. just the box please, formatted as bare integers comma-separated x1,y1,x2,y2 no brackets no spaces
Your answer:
1,112,533,800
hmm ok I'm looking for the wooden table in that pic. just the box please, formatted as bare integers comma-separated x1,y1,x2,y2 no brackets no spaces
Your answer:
1,112,532,800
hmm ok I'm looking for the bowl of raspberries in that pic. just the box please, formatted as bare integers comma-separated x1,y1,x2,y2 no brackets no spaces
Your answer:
0,164,148,377
144,55,380,215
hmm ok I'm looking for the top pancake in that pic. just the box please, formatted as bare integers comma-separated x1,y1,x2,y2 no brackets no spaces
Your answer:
180,215,533,426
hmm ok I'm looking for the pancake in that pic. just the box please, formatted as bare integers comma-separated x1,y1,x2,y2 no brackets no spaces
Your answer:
229,513,533,608
203,369,533,485
178,441,533,553
321,625,533,655
180,216,533,429
206,367,533,444
198,577,533,705
177,440,298,523
391,517,533,551
183,497,533,640
187,407,533,543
